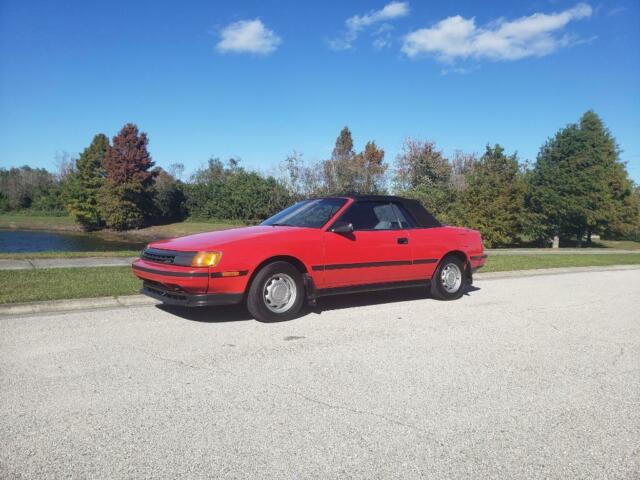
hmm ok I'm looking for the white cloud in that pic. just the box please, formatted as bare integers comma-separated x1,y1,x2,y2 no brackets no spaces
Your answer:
329,1,409,50
346,1,409,32
607,6,626,16
372,35,391,50
402,3,592,62
216,19,281,55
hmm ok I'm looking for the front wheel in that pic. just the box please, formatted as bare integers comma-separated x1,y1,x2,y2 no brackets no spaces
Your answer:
430,255,467,300
246,261,305,322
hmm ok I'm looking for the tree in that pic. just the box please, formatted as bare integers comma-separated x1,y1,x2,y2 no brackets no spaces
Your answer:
394,138,452,191
152,168,188,223
280,152,322,200
460,145,526,247
99,124,156,230
65,134,108,230
322,126,356,194
191,157,227,184
394,139,458,224
168,163,185,181
628,186,640,241
55,151,76,182
187,158,290,221
527,123,584,244
579,111,637,242
0,166,58,210
527,111,636,245
450,150,477,192
353,141,387,194
320,127,389,194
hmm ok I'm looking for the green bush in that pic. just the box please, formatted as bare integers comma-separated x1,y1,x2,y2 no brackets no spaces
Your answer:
187,162,290,221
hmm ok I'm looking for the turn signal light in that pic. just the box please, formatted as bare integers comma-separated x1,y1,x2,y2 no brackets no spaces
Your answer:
191,251,222,267
221,271,241,277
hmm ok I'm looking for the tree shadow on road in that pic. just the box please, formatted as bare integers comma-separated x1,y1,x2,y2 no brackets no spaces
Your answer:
156,285,481,324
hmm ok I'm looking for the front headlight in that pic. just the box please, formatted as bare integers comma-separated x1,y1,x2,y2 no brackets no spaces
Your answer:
191,251,222,267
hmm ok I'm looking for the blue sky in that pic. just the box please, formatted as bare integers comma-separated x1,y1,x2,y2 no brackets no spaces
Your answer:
1,0,639,182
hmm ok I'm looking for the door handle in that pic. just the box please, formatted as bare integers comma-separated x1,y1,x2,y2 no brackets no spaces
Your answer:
397,237,409,245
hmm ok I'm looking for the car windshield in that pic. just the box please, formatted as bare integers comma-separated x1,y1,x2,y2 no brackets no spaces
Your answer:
261,198,347,228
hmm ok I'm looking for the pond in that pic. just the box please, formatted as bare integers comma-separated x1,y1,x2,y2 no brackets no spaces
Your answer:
0,230,145,253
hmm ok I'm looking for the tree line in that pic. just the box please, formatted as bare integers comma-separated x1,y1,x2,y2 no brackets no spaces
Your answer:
1,112,638,247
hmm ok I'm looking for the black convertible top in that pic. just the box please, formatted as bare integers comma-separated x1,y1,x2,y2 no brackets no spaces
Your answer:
326,195,442,228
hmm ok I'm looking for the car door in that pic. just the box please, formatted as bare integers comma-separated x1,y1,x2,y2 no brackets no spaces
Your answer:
389,202,443,280
320,201,413,288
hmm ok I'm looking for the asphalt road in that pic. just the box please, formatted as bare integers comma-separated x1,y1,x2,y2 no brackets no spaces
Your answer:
1,269,639,479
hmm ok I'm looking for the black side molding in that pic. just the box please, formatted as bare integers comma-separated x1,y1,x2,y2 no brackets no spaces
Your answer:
311,258,437,271
313,279,429,298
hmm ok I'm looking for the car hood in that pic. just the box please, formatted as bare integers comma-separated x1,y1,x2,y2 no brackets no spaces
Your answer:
148,225,305,251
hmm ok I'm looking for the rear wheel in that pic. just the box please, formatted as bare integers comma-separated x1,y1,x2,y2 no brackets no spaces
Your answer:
430,255,467,300
246,261,305,322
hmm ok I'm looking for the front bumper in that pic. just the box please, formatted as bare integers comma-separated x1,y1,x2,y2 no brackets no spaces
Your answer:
142,282,243,307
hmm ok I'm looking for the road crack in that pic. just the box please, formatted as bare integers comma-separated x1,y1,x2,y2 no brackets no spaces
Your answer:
128,346,453,451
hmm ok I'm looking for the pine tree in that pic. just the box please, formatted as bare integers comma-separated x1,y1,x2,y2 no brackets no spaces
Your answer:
527,123,584,243
354,141,387,194
527,111,637,244
321,127,388,194
99,124,156,230
322,126,356,193
65,134,108,230
579,111,636,242
460,145,526,247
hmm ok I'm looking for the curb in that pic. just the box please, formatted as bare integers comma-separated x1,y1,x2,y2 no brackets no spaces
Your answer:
0,295,157,317
474,264,640,280
485,249,638,256
1,265,639,318
0,257,137,270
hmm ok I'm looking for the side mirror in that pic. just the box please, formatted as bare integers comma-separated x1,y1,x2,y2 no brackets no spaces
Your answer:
331,222,354,234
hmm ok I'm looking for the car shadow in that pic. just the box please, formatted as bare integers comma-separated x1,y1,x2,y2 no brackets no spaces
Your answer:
308,284,481,316
156,284,481,324
156,303,254,323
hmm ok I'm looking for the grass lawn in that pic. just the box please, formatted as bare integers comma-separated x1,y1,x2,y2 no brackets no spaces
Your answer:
0,267,140,304
0,250,140,260
2,253,640,305
597,239,640,250
0,214,79,232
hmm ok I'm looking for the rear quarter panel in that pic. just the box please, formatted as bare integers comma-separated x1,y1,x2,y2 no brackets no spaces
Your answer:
408,226,484,278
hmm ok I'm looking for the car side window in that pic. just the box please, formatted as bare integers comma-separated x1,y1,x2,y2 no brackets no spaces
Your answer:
338,202,405,231
391,203,417,229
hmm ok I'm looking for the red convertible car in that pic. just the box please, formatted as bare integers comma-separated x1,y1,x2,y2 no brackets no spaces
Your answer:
132,195,486,321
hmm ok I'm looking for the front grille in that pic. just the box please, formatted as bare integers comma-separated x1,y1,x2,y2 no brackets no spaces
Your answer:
142,249,175,264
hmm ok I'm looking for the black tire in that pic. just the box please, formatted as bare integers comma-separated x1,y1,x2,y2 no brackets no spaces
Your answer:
246,261,305,322
430,255,467,300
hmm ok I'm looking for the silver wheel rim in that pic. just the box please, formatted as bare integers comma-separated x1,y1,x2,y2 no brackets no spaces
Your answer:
263,273,297,313
440,263,462,293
